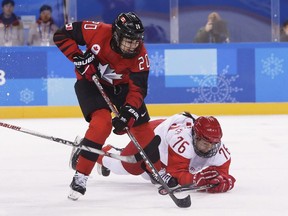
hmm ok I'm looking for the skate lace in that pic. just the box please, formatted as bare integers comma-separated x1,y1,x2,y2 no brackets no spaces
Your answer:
161,173,172,183
160,174,172,184
157,168,172,184
74,172,88,187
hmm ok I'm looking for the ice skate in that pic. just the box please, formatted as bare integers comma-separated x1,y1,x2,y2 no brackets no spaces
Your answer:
147,168,179,188
96,145,123,177
68,172,88,201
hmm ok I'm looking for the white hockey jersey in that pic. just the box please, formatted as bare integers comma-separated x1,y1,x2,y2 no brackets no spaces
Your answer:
154,113,232,185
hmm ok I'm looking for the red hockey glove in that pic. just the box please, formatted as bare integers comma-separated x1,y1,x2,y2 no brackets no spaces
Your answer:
192,167,219,187
207,174,236,193
73,51,99,80
112,105,139,135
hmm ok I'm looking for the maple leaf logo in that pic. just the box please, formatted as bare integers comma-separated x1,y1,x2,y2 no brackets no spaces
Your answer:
98,63,122,84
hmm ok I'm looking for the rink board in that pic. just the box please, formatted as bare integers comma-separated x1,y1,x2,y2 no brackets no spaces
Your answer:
1,103,287,119
1,44,288,118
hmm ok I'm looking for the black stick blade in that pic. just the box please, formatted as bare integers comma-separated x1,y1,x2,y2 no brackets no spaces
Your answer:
169,194,191,208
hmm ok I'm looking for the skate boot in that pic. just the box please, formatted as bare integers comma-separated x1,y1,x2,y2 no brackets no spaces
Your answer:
96,145,123,177
146,168,179,188
98,163,111,177
68,171,88,201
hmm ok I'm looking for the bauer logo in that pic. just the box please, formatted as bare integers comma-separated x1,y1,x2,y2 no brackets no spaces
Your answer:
0,122,21,131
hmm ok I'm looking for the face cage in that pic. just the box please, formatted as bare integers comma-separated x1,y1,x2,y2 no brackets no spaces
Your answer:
112,31,143,59
192,136,221,158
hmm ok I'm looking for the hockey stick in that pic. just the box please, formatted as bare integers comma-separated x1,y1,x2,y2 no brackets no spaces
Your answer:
92,74,191,208
0,121,137,163
158,183,218,195
62,0,68,24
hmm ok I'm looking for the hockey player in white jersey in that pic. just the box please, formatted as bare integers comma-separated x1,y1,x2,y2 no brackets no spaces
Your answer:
98,112,235,193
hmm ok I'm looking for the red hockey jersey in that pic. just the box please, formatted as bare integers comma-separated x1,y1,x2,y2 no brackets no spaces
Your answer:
53,21,150,109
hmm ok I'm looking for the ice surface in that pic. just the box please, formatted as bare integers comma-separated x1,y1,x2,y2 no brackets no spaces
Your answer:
1,115,288,216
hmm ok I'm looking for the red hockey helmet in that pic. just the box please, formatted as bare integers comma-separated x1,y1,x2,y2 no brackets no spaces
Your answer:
192,116,222,158
193,116,222,143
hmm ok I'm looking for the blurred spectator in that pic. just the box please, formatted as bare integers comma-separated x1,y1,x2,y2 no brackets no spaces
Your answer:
0,0,24,46
27,4,58,46
280,20,288,42
144,24,169,43
193,12,229,43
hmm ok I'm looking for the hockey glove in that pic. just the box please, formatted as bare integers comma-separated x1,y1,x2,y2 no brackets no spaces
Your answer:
207,174,236,193
112,105,139,135
192,167,219,187
73,51,99,80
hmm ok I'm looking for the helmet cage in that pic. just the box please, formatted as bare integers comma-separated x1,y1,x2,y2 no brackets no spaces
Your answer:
192,116,223,158
192,133,221,158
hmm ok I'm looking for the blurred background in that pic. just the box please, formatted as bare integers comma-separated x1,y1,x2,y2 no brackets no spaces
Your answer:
13,0,288,43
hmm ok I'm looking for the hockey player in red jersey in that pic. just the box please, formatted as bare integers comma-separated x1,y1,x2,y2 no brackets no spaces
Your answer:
53,12,155,200
97,112,236,193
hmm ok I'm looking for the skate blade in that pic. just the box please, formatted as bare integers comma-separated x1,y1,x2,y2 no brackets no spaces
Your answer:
68,190,82,201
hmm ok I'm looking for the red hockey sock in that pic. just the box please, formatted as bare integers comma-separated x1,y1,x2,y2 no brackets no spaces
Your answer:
76,155,96,175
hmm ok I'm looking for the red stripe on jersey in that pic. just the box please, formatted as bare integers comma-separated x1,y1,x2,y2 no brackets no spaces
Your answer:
166,147,193,185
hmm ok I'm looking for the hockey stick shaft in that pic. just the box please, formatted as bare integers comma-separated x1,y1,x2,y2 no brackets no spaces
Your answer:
172,184,218,194
158,183,218,195
62,0,68,24
92,75,191,208
0,121,137,163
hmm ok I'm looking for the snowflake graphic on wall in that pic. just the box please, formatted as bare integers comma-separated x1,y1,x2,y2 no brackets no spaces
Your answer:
20,88,34,104
186,65,243,103
261,53,284,79
42,71,65,96
0,69,6,85
149,51,165,77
